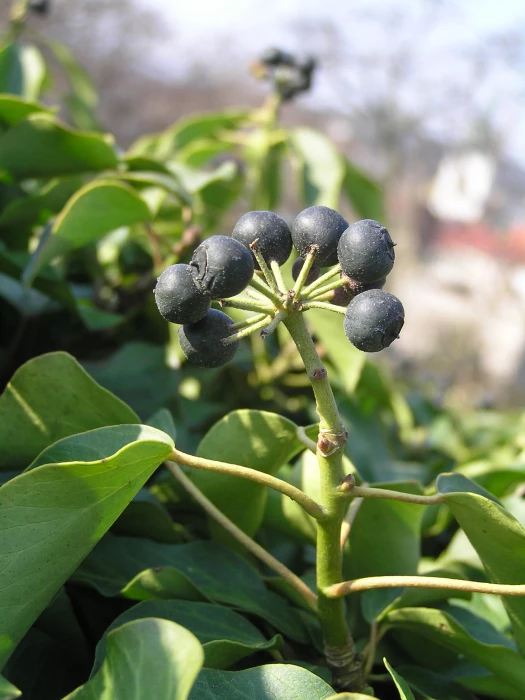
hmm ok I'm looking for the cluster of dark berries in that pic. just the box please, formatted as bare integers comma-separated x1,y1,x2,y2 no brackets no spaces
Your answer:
154,206,404,368
253,48,316,101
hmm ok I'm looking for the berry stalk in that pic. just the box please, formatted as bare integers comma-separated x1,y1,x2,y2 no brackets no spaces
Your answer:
284,311,365,690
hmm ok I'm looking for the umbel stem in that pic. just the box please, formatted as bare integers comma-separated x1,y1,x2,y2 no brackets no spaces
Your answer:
284,311,365,691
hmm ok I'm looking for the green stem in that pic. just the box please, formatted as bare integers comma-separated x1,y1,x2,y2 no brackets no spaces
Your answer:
284,312,363,690
231,313,269,331
325,576,525,599
168,449,325,520
302,301,347,315
249,275,281,304
250,244,279,294
345,485,443,506
167,461,318,611
306,277,346,300
296,426,317,454
219,297,272,314
224,315,271,345
302,264,341,297
270,260,288,294
292,250,318,300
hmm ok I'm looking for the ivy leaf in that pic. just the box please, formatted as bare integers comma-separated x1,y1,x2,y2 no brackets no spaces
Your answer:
95,600,282,670
438,483,525,656
0,425,174,668
189,664,335,700
290,127,345,209
0,352,138,470
23,180,151,284
384,658,416,700
64,619,203,700
0,113,117,179
0,676,21,700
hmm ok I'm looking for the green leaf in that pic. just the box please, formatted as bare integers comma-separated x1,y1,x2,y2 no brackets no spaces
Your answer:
147,408,177,442
0,176,82,248
290,127,345,208
324,695,374,700
23,180,150,283
0,44,22,96
393,665,475,700
112,489,183,543
0,425,174,668
344,482,425,622
83,343,179,419
192,410,299,538
0,114,117,180
384,607,525,693
439,487,525,655
437,473,501,505
96,600,282,670
0,351,138,470
64,619,203,700
343,158,384,221
17,45,47,101
384,658,416,700
305,309,365,395
0,676,21,700
0,95,53,126
73,536,307,641
189,664,335,699
116,170,190,205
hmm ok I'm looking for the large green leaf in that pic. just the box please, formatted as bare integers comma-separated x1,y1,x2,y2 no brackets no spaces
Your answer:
343,159,384,221
64,619,203,700
0,352,138,470
0,95,53,127
96,600,281,670
439,484,525,656
290,127,345,209
0,676,20,700
384,658,416,700
73,536,307,642
0,44,22,96
192,410,299,537
0,114,117,179
24,180,151,283
0,424,174,669
189,664,334,699
384,607,525,693
344,482,425,622
305,309,365,395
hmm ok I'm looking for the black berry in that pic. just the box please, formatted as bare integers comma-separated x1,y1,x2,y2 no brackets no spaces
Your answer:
178,309,239,368
154,264,210,325
260,48,294,67
291,206,348,267
292,257,321,285
343,289,404,352
331,274,386,307
337,219,395,283
190,235,254,299
232,211,292,267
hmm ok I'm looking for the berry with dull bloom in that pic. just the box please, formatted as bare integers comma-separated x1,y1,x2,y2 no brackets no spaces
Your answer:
291,206,348,267
343,289,404,352
178,309,239,367
190,235,254,300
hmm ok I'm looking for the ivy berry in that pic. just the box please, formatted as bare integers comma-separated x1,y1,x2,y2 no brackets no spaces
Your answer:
337,219,395,283
190,235,254,299
292,256,320,285
178,309,239,368
343,289,404,352
232,210,293,267
154,264,210,325
291,206,348,267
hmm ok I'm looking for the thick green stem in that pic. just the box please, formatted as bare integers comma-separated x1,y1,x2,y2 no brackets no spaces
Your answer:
284,312,364,690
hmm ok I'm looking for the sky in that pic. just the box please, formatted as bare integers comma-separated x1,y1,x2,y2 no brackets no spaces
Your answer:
132,0,525,162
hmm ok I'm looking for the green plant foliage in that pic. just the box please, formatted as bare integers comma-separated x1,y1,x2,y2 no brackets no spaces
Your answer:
72,535,307,642
0,352,138,470
439,486,525,656
24,180,151,283
0,95,53,126
188,664,335,699
0,676,20,700
95,600,282,670
0,114,117,179
384,607,525,694
290,127,346,208
0,424,174,668
192,410,301,536
384,658,416,700
64,619,203,700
